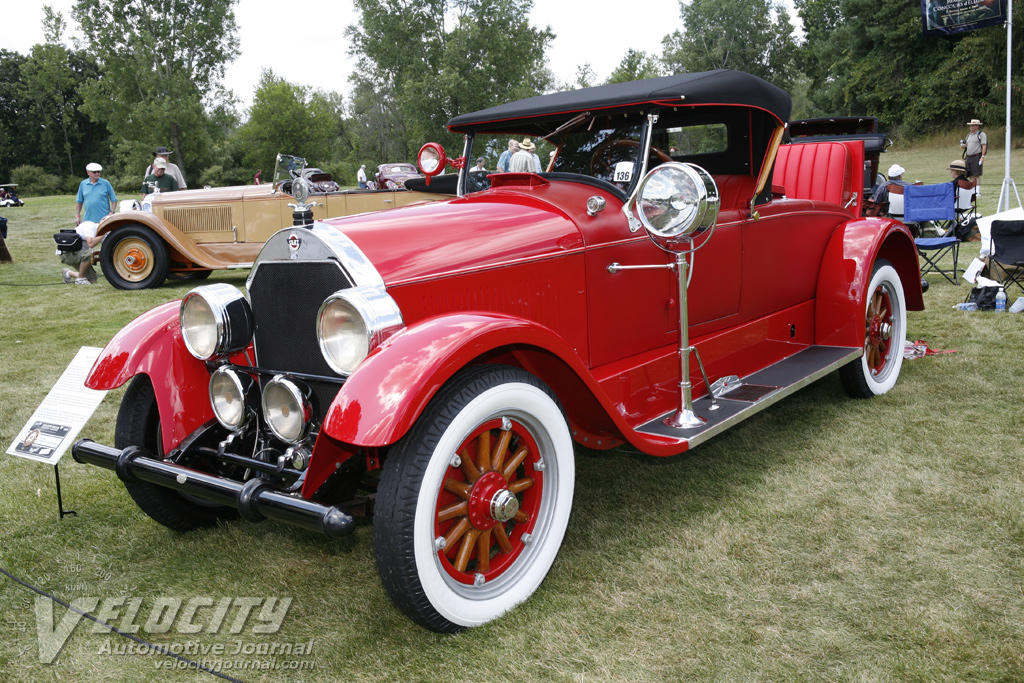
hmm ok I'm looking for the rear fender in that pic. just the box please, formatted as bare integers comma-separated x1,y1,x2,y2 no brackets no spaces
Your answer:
320,313,594,449
86,301,214,453
815,218,923,347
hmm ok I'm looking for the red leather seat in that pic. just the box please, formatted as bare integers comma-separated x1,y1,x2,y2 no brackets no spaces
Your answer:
773,142,853,207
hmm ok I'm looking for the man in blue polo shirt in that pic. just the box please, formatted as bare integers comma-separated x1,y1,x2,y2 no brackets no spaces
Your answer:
75,162,118,225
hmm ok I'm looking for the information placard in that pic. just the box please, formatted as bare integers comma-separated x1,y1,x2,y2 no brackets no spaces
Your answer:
6,347,108,465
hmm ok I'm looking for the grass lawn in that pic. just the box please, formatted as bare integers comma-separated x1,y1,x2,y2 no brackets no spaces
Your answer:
0,162,1022,682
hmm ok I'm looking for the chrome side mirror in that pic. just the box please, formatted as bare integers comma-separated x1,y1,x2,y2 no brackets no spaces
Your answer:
632,162,719,253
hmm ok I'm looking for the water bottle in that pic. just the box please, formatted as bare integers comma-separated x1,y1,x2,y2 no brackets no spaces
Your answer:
953,302,978,311
995,287,1007,313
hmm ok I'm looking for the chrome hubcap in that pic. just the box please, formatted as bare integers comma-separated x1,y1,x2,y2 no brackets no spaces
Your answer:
489,489,519,523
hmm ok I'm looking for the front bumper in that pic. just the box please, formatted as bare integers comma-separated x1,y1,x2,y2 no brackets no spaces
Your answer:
72,439,354,538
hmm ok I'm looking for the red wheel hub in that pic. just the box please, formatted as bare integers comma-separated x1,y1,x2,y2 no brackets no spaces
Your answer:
433,419,543,584
466,471,519,531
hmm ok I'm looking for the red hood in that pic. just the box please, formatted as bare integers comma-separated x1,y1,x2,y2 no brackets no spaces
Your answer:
320,190,584,286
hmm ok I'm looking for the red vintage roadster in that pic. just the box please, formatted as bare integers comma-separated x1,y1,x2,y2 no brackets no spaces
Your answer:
73,70,922,633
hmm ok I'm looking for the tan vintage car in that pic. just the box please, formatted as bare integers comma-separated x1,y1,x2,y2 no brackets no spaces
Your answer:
97,154,448,289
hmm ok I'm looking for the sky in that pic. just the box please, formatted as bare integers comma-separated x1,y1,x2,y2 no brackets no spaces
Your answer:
1,0,687,114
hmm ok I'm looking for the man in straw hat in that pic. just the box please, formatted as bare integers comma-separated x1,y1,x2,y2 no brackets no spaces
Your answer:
510,138,538,173
947,159,981,241
144,146,187,189
960,119,987,181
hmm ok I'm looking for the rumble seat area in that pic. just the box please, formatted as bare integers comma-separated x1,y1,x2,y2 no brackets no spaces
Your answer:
772,142,854,207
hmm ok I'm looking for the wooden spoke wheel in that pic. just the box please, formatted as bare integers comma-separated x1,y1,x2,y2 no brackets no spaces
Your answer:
840,259,906,398
435,417,541,582
374,365,574,633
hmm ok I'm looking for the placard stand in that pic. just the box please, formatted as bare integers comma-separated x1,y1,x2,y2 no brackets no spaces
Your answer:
54,464,76,519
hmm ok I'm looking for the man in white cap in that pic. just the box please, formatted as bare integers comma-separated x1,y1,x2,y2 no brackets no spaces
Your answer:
75,162,118,226
960,119,987,181
872,163,912,205
357,164,368,189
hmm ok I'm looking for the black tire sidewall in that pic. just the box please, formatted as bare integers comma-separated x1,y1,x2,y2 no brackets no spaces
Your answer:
100,224,170,290
116,375,238,531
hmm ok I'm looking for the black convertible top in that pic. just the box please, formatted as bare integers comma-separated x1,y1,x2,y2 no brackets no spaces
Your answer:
447,70,791,133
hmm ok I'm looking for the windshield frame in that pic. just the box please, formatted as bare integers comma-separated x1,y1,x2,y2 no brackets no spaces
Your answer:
457,113,657,201
272,154,307,192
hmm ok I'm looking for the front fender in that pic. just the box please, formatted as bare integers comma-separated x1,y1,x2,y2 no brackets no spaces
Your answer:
321,313,592,448
98,212,227,269
815,217,923,347
86,300,214,453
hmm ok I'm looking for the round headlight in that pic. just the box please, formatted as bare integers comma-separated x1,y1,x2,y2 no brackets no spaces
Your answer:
417,142,448,176
180,284,253,361
635,162,719,246
263,376,312,443
209,367,253,431
318,286,403,376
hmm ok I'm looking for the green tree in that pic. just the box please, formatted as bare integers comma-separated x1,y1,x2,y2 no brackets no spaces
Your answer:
573,62,597,89
662,0,798,91
607,49,661,84
0,50,30,184
347,76,410,167
943,4,1024,132
793,0,1011,134
72,0,240,181
237,70,340,172
346,0,554,156
19,7,106,179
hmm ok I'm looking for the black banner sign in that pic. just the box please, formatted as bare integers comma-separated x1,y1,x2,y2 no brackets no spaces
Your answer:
922,0,1006,36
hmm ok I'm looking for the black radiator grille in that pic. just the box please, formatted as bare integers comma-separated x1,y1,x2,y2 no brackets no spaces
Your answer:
249,261,353,422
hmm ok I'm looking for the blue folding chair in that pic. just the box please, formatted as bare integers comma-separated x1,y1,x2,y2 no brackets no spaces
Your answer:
907,182,959,285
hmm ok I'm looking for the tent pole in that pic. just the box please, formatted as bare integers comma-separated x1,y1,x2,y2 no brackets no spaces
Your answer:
998,0,1023,212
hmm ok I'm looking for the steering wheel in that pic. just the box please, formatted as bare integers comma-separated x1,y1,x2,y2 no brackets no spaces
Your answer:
589,139,673,178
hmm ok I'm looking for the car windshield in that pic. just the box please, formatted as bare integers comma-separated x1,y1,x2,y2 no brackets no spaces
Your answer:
384,164,417,175
466,123,646,194
463,117,733,196
273,154,307,186
550,124,646,186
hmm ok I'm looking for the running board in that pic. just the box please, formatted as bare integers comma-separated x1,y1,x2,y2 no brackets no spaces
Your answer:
637,345,861,449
